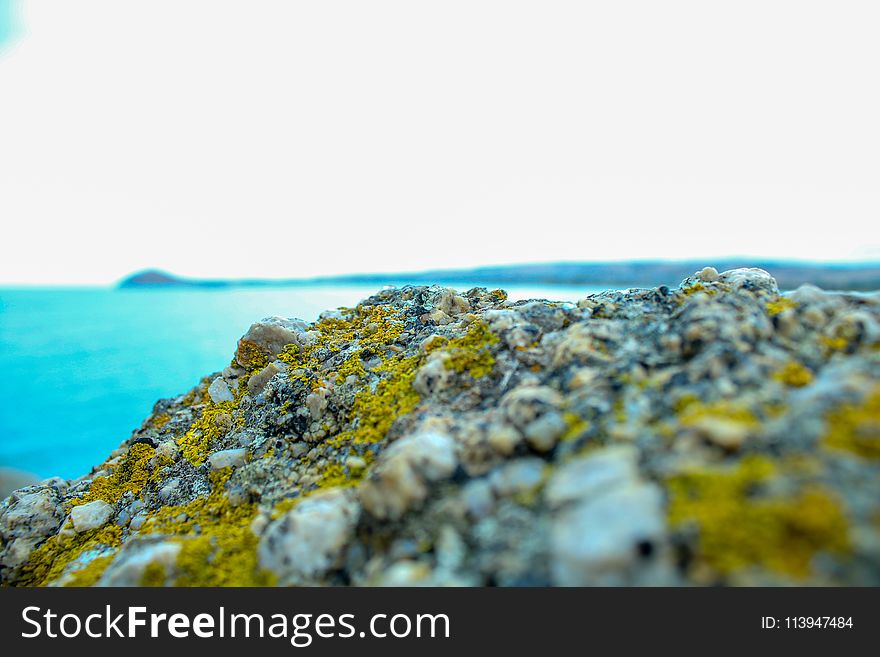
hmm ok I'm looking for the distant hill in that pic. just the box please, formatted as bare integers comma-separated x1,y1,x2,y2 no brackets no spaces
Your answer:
119,260,880,292
121,270,190,286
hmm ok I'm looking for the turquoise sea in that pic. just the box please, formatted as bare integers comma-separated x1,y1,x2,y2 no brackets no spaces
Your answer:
0,284,594,479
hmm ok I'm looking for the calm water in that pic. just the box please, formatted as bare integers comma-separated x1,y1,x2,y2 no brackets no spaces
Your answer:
0,283,596,478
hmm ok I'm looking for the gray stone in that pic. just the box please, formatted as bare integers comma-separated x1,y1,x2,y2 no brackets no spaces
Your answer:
235,316,312,368
544,446,639,508
258,489,359,581
99,539,182,586
551,482,665,585
360,431,457,520
208,448,249,470
70,500,113,533
208,376,234,403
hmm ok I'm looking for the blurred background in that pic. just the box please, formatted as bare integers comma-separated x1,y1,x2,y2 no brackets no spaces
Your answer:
1,1,878,481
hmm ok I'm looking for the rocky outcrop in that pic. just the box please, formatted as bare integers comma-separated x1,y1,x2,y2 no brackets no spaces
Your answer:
2,267,879,586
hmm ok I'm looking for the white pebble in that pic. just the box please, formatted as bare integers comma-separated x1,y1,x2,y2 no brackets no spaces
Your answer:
208,448,249,470
70,500,113,533
207,377,234,403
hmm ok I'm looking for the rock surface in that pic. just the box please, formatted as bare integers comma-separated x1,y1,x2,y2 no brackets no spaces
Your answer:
2,268,879,586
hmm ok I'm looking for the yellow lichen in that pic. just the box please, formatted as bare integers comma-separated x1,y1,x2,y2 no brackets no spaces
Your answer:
681,282,716,297
431,321,498,379
63,554,117,587
667,456,850,578
679,400,759,429
18,524,123,586
181,376,213,407
235,339,269,370
821,336,849,353
140,469,275,586
349,355,422,445
279,305,405,393
270,497,301,519
422,335,449,352
823,387,880,459
773,361,814,388
176,399,239,466
140,561,167,587
148,412,172,430
20,300,513,587
72,443,156,507
561,412,591,442
335,351,368,384
673,393,700,414
766,297,799,316
316,462,361,489
511,464,551,507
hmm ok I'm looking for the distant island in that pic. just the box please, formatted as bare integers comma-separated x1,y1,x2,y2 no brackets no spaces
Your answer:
120,260,880,291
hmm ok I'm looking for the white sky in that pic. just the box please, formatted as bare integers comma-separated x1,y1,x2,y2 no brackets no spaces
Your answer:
1,1,878,285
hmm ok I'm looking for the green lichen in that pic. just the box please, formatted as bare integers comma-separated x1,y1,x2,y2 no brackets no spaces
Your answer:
667,456,850,578
823,387,880,459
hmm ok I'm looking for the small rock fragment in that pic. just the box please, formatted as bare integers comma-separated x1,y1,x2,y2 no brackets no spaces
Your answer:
70,500,114,533
235,316,312,368
207,377,234,403
99,540,182,586
359,431,457,520
544,446,639,508
208,448,249,470
258,489,359,581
